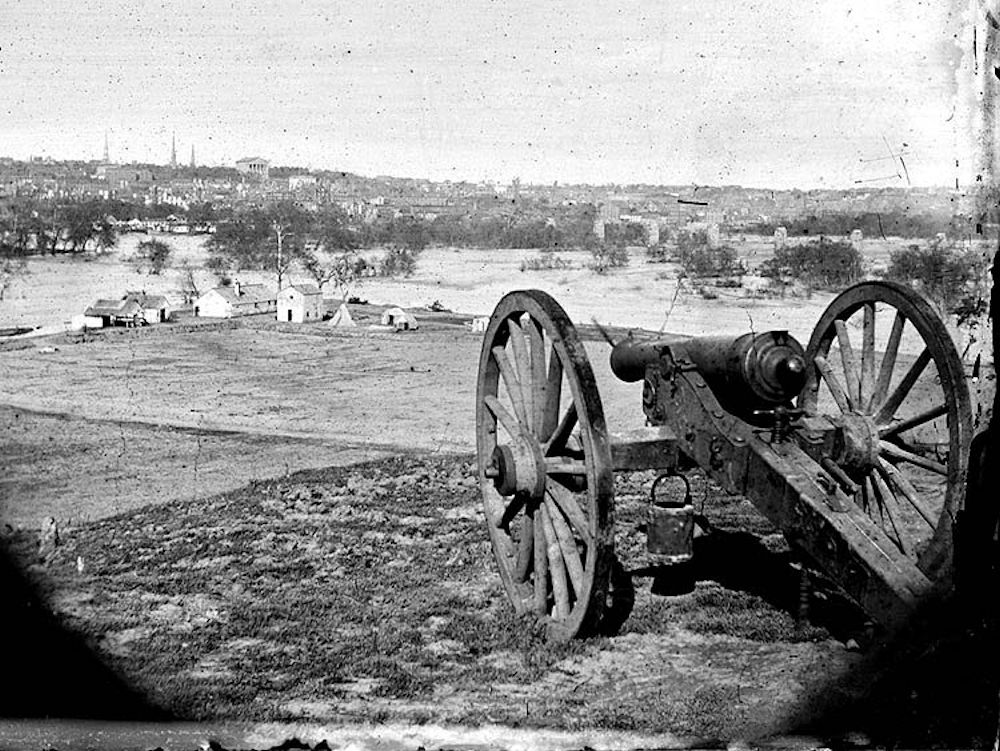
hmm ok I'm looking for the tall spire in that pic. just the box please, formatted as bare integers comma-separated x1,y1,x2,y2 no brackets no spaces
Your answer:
103,131,110,163
190,143,196,169
170,133,177,168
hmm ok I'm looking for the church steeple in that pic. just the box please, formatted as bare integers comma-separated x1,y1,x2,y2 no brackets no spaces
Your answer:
170,133,177,168
103,131,110,163
190,143,196,169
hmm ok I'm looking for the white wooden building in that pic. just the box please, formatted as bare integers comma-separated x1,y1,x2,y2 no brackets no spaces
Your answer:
125,292,171,323
277,283,324,323
194,282,277,318
82,292,171,327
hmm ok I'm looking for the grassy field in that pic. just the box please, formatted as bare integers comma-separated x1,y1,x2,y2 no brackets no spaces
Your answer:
11,453,862,738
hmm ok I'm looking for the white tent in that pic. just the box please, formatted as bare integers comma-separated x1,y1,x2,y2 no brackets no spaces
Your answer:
380,306,418,331
328,303,357,328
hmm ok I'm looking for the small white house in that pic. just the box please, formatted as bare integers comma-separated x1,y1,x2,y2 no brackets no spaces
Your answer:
83,297,146,327
194,282,277,318
380,306,418,331
73,313,105,330
277,283,324,323
125,291,171,324
471,316,489,333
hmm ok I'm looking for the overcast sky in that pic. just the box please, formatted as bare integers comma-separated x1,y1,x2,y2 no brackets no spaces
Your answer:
0,0,967,188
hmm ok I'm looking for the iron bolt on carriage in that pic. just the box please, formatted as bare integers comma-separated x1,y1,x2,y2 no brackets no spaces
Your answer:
475,282,972,640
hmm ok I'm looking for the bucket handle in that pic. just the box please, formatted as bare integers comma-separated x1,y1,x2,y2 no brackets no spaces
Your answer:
650,472,692,508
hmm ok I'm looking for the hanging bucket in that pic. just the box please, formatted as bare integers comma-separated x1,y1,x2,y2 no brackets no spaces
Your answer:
646,472,694,564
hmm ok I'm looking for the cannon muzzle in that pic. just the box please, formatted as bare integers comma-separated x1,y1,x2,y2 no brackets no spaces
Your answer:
610,336,666,382
683,331,807,407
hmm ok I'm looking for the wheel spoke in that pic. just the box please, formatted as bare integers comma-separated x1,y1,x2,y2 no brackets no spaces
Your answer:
544,457,587,475
483,394,521,440
814,355,852,412
878,458,938,528
540,348,563,441
873,348,931,425
879,439,947,476
544,496,585,595
860,303,876,410
861,477,877,515
492,345,530,427
507,318,533,427
539,504,571,619
869,310,905,412
546,484,591,542
544,403,578,455
864,477,888,527
528,319,548,435
497,491,529,531
835,319,862,408
879,402,948,438
513,513,534,582
871,470,907,555
532,511,549,615
800,368,821,415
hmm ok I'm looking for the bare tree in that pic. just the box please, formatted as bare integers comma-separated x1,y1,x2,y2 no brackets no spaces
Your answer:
205,202,311,291
176,260,201,305
300,209,362,298
302,250,367,300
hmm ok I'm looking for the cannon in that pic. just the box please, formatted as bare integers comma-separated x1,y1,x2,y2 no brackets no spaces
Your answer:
475,282,973,640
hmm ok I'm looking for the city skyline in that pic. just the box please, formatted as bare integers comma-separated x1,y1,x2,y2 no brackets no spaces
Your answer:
1,0,973,190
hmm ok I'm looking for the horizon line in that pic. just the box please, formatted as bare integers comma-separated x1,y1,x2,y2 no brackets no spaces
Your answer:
0,152,965,194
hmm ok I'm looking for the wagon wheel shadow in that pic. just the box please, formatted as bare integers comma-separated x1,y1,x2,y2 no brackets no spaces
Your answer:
597,556,635,636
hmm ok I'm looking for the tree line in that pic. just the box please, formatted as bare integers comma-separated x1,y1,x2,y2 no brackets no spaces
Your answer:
0,198,118,257
749,210,966,240
0,196,609,256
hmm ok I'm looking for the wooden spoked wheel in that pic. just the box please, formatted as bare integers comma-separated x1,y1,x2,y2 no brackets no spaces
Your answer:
476,289,614,640
799,281,972,578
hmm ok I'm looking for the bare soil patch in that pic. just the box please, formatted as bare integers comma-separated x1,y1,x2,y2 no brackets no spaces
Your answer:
0,318,639,529
0,405,404,525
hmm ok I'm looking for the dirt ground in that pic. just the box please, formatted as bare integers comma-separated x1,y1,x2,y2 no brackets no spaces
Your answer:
0,311,647,528
0,297,996,746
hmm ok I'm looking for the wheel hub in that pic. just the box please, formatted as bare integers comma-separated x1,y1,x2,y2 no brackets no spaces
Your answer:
832,412,881,476
489,434,546,499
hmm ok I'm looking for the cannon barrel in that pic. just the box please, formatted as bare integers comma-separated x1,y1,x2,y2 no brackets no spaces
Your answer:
609,336,669,383
611,330,807,409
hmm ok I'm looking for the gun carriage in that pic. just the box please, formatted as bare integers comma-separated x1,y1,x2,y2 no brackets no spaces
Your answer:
475,282,972,640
